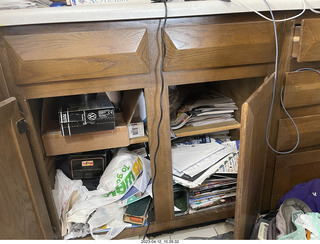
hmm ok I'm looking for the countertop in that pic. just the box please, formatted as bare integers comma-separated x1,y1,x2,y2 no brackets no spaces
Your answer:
1,0,320,26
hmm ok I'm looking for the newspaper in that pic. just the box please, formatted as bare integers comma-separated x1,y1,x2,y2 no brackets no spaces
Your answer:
0,0,52,9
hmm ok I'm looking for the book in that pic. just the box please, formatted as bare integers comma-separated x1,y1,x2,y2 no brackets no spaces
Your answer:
118,179,152,207
123,196,152,225
190,194,236,210
93,221,147,234
189,196,236,213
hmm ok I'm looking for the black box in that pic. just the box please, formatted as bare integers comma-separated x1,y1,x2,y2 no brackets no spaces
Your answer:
69,150,111,180
58,93,115,136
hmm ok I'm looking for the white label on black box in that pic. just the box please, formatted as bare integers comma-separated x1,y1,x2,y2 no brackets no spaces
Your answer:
98,109,114,119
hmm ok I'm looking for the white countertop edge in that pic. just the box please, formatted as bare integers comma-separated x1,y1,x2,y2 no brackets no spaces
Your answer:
1,0,320,26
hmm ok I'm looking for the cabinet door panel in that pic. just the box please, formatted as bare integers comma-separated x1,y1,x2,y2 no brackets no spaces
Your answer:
276,114,320,151
163,21,275,72
4,29,150,85
283,71,320,108
297,19,320,62
271,149,320,209
0,97,53,239
234,74,273,239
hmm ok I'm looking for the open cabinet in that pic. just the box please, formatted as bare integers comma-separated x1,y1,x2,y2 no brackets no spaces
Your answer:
0,12,305,240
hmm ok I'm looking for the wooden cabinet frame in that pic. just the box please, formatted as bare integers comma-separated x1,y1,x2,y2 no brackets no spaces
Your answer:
2,12,313,240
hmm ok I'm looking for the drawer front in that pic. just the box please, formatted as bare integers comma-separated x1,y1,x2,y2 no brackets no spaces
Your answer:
4,29,150,85
276,114,320,151
163,21,275,72
283,71,320,108
271,149,320,209
297,19,320,62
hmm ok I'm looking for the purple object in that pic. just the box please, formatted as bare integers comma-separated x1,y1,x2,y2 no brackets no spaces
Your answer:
278,178,320,212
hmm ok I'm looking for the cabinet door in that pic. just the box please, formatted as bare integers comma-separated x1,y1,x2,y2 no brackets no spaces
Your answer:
0,97,53,239
234,74,273,239
271,149,320,209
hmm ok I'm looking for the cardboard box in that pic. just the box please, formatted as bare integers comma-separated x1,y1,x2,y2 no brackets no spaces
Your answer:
58,93,115,136
42,90,142,156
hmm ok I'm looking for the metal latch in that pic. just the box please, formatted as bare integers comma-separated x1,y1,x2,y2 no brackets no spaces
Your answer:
16,119,28,134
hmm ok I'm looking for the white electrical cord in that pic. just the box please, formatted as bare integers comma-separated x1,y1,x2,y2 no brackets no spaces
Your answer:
304,0,320,14
262,0,300,154
232,0,306,22
228,0,320,154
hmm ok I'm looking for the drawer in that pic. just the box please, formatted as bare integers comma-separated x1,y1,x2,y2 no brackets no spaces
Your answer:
297,18,320,62
283,71,320,108
271,149,320,209
4,29,150,85
276,114,320,151
163,21,275,72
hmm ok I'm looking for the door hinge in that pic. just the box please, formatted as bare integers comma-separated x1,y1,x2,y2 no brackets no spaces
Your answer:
16,119,28,134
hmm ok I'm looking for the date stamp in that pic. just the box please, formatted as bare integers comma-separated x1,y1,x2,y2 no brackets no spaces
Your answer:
141,240,179,244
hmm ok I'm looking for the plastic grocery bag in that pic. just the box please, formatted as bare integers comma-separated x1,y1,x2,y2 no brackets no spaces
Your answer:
52,169,84,219
63,148,151,239
279,211,320,240
52,169,89,236
67,148,147,223
88,203,130,240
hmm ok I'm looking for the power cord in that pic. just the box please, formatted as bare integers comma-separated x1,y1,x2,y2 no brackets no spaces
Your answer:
294,67,320,74
304,0,320,14
232,0,306,22
229,0,320,154
143,0,168,240
262,0,300,154
142,2,320,239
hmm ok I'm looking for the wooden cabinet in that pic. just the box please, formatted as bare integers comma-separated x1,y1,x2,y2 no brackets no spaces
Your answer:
268,17,320,214
2,12,319,240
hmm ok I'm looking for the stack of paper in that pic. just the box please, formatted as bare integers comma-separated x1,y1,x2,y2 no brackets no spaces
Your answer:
188,175,237,212
172,137,238,188
170,91,238,130
0,0,52,9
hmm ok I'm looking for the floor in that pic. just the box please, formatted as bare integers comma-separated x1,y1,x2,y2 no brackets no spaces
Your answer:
122,219,235,240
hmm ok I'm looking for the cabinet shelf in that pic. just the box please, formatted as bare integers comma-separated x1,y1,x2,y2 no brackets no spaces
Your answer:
129,135,149,145
114,205,235,240
173,120,241,138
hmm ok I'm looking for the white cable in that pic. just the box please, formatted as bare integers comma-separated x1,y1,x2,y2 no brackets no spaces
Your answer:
304,0,320,14
294,67,320,74
263,0,300,154
231,0,306,22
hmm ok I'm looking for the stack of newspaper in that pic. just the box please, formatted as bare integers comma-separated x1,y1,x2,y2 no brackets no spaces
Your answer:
171,134,238,188
170,91,238,130
0,0,52,9
188,175,237,213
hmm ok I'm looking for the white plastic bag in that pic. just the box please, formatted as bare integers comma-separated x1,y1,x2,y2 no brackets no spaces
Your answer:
280,211,320,240
67,148,147,226
97,148,144,194
88,203,130,240
52,169,83,218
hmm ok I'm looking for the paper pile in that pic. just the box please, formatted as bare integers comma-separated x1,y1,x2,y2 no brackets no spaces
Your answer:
0,0,52,9
171,134,239,188
170,91,238,130
188,175,237,213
